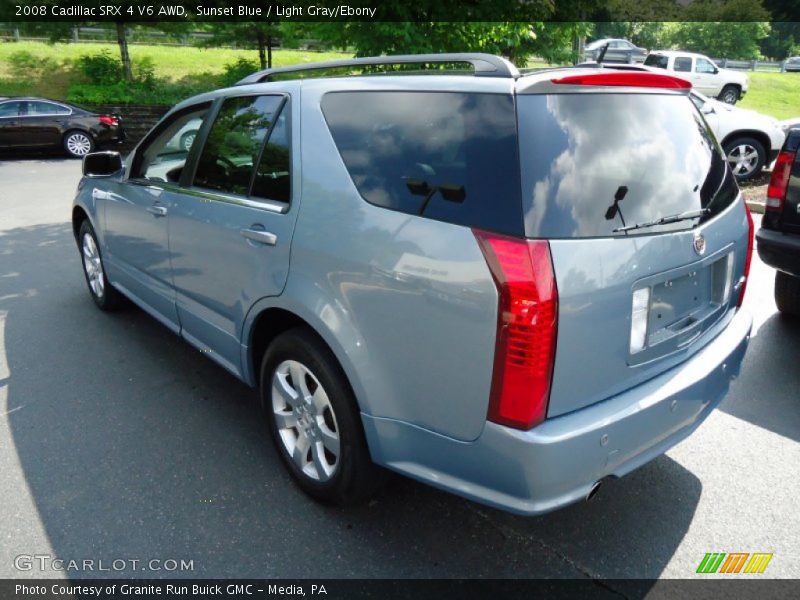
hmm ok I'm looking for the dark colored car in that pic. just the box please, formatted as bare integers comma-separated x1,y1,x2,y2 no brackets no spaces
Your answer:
785,57,800,72
757,128,800,315
0,97,125,158
583,38,647,64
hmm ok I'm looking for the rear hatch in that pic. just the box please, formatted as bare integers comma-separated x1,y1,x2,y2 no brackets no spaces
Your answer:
516,83,750,417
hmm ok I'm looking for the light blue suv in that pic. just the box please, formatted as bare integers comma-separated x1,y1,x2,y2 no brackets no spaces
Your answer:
73,54,754,515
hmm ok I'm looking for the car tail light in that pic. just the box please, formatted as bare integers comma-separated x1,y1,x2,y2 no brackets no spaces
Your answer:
766,150,795,211
738,200,754,308
551,72,692,89
98,115,118,127
473,230,558,430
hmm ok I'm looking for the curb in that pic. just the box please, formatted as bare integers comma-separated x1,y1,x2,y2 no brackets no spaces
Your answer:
746,200,765,214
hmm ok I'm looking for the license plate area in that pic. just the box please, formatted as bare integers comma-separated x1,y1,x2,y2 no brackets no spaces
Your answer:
629,247,735,365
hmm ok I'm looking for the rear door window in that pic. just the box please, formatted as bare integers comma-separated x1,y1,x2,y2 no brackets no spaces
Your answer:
27,101,70,115
517,93,737,238
674,57,692,72
321,91,522,236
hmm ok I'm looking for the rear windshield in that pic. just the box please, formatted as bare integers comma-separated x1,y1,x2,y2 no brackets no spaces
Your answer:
644,55,669,69
517,93,737,238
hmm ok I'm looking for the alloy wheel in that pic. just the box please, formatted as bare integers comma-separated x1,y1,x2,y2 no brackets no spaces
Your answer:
727,144,759,177
67,133,92,156
82,232,104,297
271,359,341,482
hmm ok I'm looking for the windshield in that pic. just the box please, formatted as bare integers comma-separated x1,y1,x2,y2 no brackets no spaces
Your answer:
517,93,738,238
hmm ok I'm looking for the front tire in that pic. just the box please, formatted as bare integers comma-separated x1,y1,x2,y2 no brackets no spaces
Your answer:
260,327,381,505
775,271,800,317
78,220,121,311
64,130,95,158
723,137,766,181
719,85,740,105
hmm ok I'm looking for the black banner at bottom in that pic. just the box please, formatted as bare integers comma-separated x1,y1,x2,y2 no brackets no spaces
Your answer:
2,579,800,600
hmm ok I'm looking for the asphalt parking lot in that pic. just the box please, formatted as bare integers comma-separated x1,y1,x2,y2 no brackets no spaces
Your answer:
0,157,798,584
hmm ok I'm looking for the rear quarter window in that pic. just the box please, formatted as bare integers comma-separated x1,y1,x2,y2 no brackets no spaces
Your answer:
321,91,523,236
644,55,669,69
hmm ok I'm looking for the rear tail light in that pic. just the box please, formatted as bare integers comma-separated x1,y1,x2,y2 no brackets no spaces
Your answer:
551,72,692,89
738,200,754,308
766,150,795,211
473,230,558,430
98,115,118,127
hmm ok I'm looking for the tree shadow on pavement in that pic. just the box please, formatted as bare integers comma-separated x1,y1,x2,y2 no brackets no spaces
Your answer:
1,221,701,586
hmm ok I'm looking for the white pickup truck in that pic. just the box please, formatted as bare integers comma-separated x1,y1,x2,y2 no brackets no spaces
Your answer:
644,51,749,104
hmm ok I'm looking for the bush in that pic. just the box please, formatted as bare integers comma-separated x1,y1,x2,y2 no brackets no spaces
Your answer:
134,56,157,86
219,57,260,87
7,50,58,80
76,51,122,84
66,80,207,106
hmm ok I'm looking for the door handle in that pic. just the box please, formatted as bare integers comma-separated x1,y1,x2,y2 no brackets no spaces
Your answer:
146,205,168,217
241,228,277,246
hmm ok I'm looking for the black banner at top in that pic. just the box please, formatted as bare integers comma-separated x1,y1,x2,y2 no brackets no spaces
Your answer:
1,0,799,22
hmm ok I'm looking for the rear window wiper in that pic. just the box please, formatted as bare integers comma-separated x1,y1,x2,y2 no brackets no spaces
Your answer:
613,208,710,233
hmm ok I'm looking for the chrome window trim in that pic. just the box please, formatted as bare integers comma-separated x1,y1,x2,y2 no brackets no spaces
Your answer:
0,99,74,118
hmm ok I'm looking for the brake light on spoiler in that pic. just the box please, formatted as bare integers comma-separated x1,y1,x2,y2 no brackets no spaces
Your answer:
551,72,692,89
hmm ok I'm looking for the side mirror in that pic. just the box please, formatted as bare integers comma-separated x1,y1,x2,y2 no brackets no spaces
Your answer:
701,104,715,115
83,151,123,177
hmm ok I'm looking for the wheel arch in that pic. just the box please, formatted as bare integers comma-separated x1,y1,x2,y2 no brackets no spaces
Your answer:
720,130,770,155
241,294,373,416
72,205,91,241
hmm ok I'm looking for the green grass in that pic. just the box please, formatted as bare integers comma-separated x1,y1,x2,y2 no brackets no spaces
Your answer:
2,42,799,119
738,71,800,121
0,41,350,101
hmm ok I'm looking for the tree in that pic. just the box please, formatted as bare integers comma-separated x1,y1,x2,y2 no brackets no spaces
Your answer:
296,22,591,67
200,22,282,69
115,22,132,81
667,0,771,59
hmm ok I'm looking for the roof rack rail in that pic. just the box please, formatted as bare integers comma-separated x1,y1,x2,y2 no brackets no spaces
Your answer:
235,53,520,85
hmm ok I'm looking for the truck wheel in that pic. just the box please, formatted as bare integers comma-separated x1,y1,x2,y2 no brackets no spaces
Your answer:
723,137,765,181
775,271,800,317
719,85,740,105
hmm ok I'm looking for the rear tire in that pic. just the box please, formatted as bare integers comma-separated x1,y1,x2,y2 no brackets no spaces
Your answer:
723,137,765,181
719,85,740,105
775,271,800,317
260,327,382,505
64,130,95,158
78,220,122,311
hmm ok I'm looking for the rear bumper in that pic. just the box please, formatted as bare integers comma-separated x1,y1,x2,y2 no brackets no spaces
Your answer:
757,227,800,277
363,309,752,516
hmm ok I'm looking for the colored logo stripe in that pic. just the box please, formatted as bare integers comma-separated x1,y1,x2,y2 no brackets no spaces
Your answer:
697,553,773,574
744,553,773,574
697,553,726,573
719,553,749,573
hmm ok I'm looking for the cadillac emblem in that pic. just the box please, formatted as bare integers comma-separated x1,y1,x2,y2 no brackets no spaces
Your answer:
693,233,706,256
